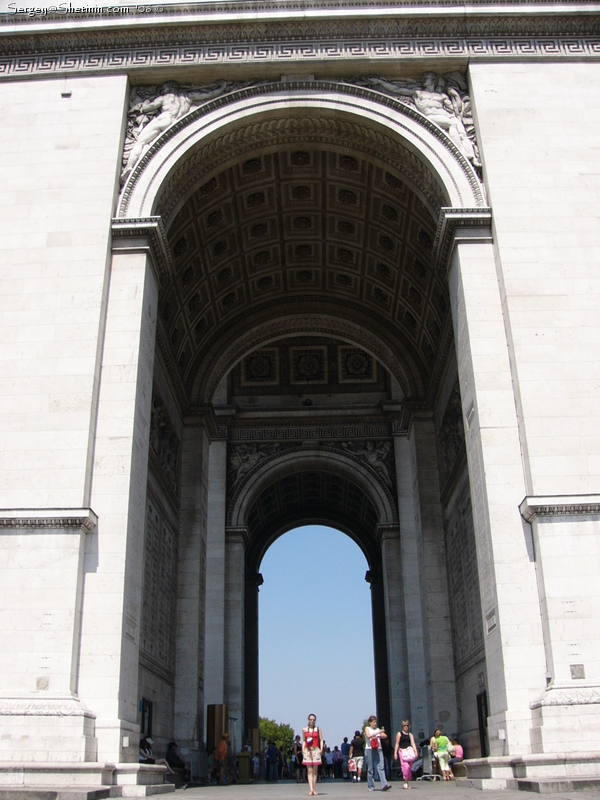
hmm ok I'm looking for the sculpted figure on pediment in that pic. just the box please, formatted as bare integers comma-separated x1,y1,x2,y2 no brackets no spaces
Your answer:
360,72,480,167
122,80,233,180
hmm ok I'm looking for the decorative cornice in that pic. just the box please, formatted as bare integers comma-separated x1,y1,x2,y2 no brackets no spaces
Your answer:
0,695,96,717
434,207,493,272
530,683,600,709
0,508,97,533
111,216,174,289
2,10,600,80
4,2,600,32
454,643,486,680
519,494,600,522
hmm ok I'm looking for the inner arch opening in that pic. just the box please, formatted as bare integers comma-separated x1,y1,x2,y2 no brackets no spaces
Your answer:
258,525,376,748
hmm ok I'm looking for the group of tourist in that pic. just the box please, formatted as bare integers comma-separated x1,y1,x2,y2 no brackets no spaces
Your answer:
139,715,463,790
289,714,463,793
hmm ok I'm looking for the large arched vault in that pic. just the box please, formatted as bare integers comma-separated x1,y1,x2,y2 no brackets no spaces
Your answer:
109,76,492,759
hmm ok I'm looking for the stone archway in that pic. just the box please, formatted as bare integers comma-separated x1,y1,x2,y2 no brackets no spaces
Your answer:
231,450,398,735
105,76,505,767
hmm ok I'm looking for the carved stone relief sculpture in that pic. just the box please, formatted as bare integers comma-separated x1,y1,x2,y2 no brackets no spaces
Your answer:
228,442,283,491
149,393,180,494
122,80,247,180
340,440,394,487
357,73,481,167
121,73,481,184
439,383,466,486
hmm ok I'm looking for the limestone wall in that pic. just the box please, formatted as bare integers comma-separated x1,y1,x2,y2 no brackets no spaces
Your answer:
0,75,127,509
470,61,600,752
470,62,600,497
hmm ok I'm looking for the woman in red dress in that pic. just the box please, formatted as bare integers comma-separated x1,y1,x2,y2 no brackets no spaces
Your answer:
302,713,323,796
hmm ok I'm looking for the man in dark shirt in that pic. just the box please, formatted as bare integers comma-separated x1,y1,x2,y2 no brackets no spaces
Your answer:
166,741,190,782
349,730,365,782
266,741,279,781
341,737,351,779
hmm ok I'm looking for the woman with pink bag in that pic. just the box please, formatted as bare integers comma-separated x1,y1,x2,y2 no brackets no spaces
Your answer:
394,720,417,789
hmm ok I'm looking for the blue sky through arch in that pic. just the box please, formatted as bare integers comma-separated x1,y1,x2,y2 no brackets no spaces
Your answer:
258,525,376,749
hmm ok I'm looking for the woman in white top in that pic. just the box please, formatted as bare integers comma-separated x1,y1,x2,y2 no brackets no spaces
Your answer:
364,715,392,792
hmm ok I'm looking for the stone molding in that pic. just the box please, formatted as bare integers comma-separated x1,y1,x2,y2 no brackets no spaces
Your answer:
0,695,95,718
139,651,175,686
519,494,600,522
0,508,97,533
530,684,600,709
111,217,173,289
2,10,600,80
225,526,249,547
376,523,400,543
434,207,493,272
4,2,600,33
184,404,227,440
454,643,486,680
390,400,432,436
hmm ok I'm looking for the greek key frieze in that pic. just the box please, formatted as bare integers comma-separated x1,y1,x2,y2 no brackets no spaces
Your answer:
2,37,600,81
229,421,392,442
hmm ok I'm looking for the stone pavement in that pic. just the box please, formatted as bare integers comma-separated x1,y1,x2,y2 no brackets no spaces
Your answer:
174,781,600,800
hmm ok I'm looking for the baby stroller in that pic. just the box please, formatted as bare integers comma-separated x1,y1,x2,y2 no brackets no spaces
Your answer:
416,746,441,781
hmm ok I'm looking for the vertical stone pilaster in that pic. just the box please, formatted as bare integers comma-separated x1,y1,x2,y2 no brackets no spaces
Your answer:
394,434,429,738
367,569,391,733
175,423,210,748
79,238,159,763
449,236,546,754
244,571,262,736
204,440,227,715
224,528,246,749
379,526,410,739
410,417,458,736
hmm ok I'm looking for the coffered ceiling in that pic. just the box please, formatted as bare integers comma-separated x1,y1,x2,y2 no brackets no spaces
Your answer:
161,138,452,402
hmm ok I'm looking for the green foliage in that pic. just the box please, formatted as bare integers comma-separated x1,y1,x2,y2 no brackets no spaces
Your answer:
259,717,295,751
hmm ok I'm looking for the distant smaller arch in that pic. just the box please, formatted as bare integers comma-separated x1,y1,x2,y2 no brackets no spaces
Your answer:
228,448,398,536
